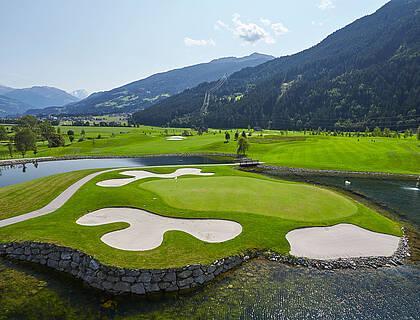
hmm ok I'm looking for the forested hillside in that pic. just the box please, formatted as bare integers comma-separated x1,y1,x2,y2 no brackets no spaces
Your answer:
134,0,420,130
29,53,273,116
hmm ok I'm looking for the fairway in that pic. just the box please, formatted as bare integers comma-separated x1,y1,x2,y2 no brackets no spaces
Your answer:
141,176,357,221
1,126,418,174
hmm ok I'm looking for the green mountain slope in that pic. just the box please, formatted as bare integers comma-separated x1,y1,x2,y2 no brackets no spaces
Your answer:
134,0,420,130
30,53,274,116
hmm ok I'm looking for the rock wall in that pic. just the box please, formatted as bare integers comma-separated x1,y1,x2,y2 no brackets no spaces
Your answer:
0,236,409,295
0,242,253,295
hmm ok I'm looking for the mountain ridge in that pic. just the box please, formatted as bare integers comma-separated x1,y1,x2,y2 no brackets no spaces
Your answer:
133,0,420,130
27,53,275,116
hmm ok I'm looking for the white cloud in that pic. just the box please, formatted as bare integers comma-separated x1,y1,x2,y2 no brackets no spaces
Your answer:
271,22,289,36
216,14,288,45
184,37,216,47
318,0,335,10
232,13,274,44
214,20,229,30
260,18,272,26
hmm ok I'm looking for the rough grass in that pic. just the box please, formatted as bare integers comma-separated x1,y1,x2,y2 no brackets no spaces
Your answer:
0,169,99,220
0,166,401,269
1,126,418,174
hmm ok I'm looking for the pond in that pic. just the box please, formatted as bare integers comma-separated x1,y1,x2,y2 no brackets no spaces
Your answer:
0,159,419,319
300,175,420,229
0,156,230,187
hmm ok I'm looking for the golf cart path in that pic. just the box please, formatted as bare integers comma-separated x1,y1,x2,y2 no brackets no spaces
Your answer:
0,163,238,228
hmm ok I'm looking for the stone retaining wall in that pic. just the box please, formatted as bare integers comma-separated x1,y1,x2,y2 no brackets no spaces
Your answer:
0,236,409,295
0,242,253,295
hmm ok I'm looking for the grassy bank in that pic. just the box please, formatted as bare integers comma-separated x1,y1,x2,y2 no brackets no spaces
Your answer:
0,169,99,220
0,165,401,269
1,126,418,174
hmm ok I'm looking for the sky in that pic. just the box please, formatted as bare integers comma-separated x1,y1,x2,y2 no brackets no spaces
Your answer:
0,0,390,94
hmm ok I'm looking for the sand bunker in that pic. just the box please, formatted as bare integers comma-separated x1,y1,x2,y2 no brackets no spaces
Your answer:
286,224,400,260
166,136,186,141
76,208,242,251
96,167,214,187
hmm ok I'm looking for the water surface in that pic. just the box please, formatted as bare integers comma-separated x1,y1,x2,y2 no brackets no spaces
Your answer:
0,156,229,187
304,175,420,228
1,161,419,319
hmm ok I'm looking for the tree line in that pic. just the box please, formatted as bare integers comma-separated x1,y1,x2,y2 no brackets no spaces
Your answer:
1,115,65,157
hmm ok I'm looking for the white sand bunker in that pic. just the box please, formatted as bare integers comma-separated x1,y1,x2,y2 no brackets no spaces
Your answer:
286,224,400,260
97,168,214,187
166,136,186,141
76,208,242,251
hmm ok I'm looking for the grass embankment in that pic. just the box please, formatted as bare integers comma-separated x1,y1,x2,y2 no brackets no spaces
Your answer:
1,125,418,174
0,169,99,220
0,166,401,269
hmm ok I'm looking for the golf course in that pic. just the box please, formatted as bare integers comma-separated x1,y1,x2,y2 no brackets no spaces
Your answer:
1,125,419,175
0,165,402,269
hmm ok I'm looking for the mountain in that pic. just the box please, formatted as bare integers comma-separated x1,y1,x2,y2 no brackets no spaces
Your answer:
4,86,79,110
71,89,89,100
29,53,274,116
134,0,420,130
0,85,14,95
0,95,33,116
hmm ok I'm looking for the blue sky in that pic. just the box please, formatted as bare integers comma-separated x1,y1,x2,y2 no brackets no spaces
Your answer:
0,0,389,93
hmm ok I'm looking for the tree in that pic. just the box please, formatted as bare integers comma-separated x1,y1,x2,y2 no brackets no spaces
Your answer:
7,139,13,157
417,126,420,140
0,126,7,140
17,115,39,133
39,121,55,141
237,136,249,156
67,130,75,143
234,131,239,141
383,128,391,137
225,131,230,142
373,127,382,137
14,128,36,157
47,133,65,148
241,131,247,138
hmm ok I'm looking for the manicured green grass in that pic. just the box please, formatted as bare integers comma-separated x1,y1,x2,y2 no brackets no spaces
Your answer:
141,176,357,222
1,126,418,174
0,165,401,269
0,169,99,220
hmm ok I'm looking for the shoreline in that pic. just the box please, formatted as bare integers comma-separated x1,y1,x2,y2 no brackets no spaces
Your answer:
0,235,410,296
0,153,237,167
1,154,418,178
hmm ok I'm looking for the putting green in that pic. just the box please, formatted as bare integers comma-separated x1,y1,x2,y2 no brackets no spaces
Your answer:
141,176,357,222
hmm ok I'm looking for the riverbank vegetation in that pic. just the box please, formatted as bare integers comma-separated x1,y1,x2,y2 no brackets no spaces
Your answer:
0,165,401,269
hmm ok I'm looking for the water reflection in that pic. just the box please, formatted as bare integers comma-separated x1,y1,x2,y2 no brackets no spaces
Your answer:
303,176,420,229
1,163,420,319
1,257,419,320
0,156,231,187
